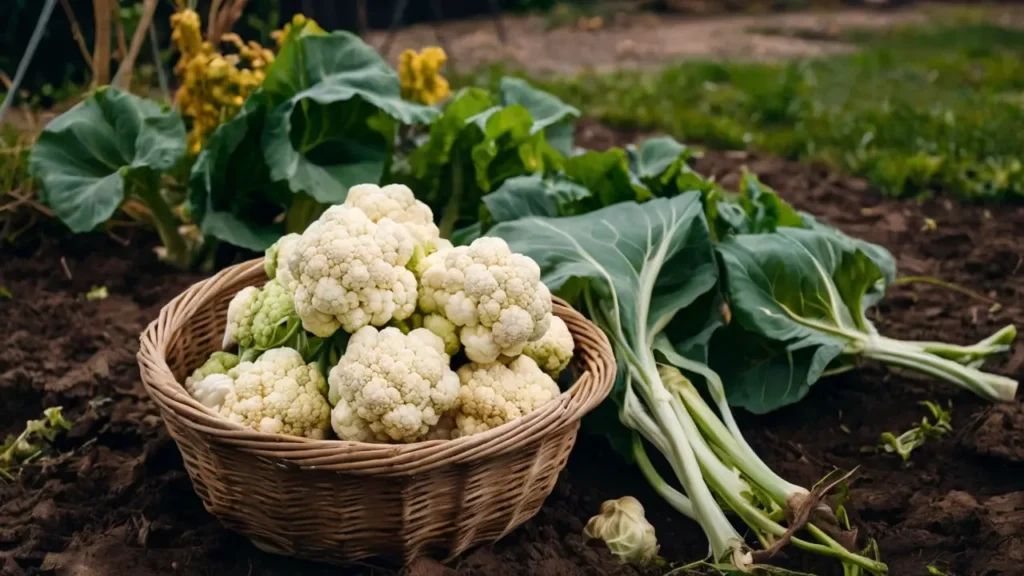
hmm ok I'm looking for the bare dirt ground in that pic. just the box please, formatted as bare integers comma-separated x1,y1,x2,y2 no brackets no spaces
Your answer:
366,4,1024,75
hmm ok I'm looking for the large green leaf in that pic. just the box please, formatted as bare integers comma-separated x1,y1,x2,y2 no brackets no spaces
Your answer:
188,95,288,251
498,77,579,154
714,227,886,412
563,148,648,208
30,87,185,232
262,32,438,203
489,193,719,456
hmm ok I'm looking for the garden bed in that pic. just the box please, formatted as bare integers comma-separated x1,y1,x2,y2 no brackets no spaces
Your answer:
1,129,1022,576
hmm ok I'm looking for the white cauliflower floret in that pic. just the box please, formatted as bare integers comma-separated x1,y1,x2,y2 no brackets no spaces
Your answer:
344,184,441,254
222,286,260,348
191,373,235,409
455,356,561,437
220,348,331,439
522,316,575,378
264,233,301,291
288,205,418,337
418,237,553,363
327,326,460,443
184,352,240,409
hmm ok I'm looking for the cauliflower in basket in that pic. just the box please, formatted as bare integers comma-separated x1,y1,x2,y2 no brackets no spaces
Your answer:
288,205,418,337
344,184,443,256
454,356,561,437
220,348,331,439
250,279,300,350
222,286,260,348
184,351,239,409
328,326,460,443
522,316,575,378
418,237,552,363
264,233,301,291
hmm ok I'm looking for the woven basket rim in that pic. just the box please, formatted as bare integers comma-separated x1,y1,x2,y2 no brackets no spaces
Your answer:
137,258,616,474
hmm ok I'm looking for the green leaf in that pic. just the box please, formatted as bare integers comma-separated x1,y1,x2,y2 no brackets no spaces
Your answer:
262,32,438,203
631,136,688,180
489,193,719,456
563,148,648,208
714,228,885,412
498,77,580,154
188,96,287,251
483,174,592,222
30,87,186,233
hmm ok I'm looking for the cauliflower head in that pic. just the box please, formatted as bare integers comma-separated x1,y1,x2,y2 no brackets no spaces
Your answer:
288,205,418,337
454,355,560,437
328,326,460,443
221,348,331,439
264,233,301,291
344,184,441,254
185,352,240,409
223,286,260,348
522,316,575,378
418,237,553,363
250,279,300,350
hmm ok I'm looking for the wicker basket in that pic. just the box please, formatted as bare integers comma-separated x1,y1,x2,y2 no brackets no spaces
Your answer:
137,259,615,566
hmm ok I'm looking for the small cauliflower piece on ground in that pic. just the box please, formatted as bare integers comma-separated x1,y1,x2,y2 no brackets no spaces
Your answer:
418,237,553,363
222,286,260,348
184,352,240,409
289,205,418,337
455,355,561,437
328,326,460,443
522,316,575,378
344,184,441,255
264,233,301,291
220,348,331,439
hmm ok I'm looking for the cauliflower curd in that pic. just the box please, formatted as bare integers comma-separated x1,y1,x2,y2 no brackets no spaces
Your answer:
454,356,561,437
418,237,553,363
288,205,418,337
328,326,460,443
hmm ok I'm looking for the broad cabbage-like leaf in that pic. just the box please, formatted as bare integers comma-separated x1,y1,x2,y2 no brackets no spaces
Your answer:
30,86,185,232
489,193,719,456
498,77,579,154
713,228,885,413
262,32,438,203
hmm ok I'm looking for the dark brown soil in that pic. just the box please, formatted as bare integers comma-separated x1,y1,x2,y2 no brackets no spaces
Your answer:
2,124,1023,576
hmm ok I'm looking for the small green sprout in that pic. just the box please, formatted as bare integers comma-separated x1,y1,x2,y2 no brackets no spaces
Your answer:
0,407,73,481
85,285,109,301
880,401,952,462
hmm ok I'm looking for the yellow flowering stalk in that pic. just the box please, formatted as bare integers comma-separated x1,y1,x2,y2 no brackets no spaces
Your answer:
171,8,276,154
399,47,450,106
270,13,324,48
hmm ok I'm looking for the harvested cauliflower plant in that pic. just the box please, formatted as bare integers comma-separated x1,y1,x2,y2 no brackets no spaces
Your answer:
185,183,571,442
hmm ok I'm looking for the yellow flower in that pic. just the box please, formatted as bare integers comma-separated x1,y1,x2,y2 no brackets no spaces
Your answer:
399,47,450,106
171,8,287,154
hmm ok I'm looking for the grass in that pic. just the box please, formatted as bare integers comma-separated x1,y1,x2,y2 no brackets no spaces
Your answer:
460,19,1024,201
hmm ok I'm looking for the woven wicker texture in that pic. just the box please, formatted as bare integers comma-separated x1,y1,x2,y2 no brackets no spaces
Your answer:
137,259,615,565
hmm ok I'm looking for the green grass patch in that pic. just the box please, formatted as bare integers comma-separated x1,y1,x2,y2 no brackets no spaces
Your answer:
459,21,1024,201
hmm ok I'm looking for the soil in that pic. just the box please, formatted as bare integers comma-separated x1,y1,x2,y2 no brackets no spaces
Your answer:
2,124,1023,576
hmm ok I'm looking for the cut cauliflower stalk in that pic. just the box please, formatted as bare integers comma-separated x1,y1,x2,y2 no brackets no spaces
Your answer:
328,326,460,443
185,351,239,409
522,316,575,378
220,348,331,439
288,205,418,337
454,356,561,437
223,286,260,348
418,237,552,363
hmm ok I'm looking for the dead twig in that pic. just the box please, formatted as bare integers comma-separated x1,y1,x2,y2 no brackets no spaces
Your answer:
60,257,73,280
92,0,112,86
114,0,159,90
112,1,128,62
59,0,94,70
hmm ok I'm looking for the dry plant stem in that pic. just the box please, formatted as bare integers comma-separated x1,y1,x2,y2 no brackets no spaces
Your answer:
208,0,250,44
207,0,225,40
92,0,112,86
112,2,128,62
114,0,159,90
59,0,93,69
